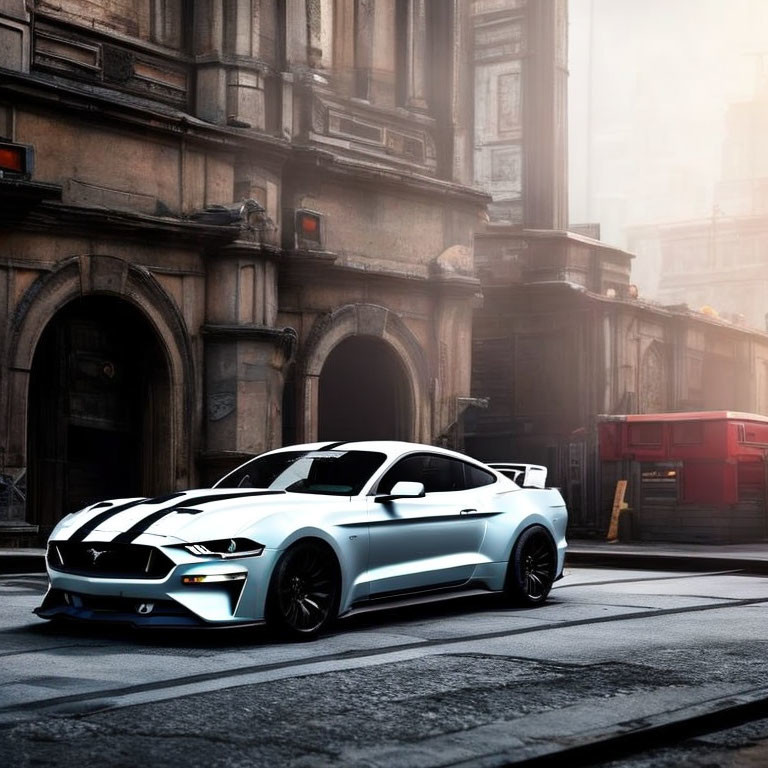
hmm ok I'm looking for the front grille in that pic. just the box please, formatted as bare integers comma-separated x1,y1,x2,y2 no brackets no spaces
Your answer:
76,594,189,615
48,541,174,579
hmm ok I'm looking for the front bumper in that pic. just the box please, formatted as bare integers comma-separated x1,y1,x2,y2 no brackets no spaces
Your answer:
35,589,211,627
35,542,280,628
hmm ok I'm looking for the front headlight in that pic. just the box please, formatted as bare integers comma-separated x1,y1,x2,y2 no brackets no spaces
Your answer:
176,538,264,559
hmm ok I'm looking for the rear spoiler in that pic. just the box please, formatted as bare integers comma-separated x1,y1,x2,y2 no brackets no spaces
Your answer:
487,463,548,489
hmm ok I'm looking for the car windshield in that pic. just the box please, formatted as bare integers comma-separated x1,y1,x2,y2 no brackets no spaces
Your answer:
215,450,387,496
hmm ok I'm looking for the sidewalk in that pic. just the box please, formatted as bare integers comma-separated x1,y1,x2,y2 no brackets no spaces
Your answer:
567,539,768,574
6,541,768,576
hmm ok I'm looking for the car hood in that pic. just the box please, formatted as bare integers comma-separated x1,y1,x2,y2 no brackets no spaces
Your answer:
50,487,346,544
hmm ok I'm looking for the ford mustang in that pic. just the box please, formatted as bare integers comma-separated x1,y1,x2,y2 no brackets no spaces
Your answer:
36,441,568,638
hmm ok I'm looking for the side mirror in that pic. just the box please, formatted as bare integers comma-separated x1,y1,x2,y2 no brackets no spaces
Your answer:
375,481,425,502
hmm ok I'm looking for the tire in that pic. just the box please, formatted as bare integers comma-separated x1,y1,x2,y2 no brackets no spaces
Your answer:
266,540,340,640
504,526,556,606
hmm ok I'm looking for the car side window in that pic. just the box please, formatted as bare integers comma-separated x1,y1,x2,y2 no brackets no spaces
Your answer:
378,454,466,494
464,463,496,489
377,456,426,493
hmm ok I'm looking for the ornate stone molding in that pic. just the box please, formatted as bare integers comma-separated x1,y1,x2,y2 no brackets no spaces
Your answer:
308,92,438,170
6,255,195,481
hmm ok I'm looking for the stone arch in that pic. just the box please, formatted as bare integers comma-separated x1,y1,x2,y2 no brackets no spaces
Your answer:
297,303,430,443
7,255,195,506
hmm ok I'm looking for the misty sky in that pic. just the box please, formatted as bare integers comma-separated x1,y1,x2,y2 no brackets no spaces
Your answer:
569,0,768,252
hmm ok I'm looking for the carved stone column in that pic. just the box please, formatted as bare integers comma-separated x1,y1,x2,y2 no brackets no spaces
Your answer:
194,0,266,129
193,0,227,124
202,240,296,483
354,0,375,99
306,0,322,66
404,0,428,111
522,0,568,230
285,0,309,67
226,0,267,129
333,0,356,95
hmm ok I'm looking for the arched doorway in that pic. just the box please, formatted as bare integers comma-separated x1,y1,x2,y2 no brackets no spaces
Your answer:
27,296,172,532
318,336,412,441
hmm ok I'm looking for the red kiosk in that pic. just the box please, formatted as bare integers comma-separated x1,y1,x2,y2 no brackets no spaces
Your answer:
598,412,768,542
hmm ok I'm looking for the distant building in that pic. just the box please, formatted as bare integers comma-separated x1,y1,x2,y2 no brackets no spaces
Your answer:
641,78,768,330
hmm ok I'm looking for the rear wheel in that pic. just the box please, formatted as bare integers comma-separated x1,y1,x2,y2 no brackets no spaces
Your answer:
266,541,340,640
504,526,556,606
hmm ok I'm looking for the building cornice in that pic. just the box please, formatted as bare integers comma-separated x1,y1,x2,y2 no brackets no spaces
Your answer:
2,68,492,205
14,200,241,247
477,225,635,260
0,68,291,161
287,146,491,207
280,250,481,296
485,280,768,339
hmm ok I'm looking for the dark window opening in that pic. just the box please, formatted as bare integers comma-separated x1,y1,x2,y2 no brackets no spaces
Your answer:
28,296,171,532
318,336,412,442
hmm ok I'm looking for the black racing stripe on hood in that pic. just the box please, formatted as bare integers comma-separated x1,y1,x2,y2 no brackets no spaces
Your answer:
320,441,349,450
67,493,186,542
110,490,285,544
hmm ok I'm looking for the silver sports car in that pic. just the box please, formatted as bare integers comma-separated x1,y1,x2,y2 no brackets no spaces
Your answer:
36,441,568,638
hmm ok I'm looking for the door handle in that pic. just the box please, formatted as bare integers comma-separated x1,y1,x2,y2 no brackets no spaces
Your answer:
459,508,477,515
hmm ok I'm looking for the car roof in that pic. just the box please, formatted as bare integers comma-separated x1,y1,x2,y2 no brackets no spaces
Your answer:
263,440,492,467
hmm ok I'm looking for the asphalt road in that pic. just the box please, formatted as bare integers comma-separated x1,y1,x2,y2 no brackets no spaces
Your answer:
3,566,768,767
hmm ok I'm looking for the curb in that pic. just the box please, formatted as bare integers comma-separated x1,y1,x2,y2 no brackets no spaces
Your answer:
476,683,768,767
0,553,45,575
566,549,768,575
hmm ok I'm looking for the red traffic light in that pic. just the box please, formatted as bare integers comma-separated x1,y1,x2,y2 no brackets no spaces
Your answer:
297,210,322,242
0,142,34,177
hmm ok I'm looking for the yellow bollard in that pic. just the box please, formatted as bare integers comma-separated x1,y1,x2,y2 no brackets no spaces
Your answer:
607,480,628,542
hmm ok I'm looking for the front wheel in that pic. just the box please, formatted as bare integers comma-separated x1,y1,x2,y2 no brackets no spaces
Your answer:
504,526,556,606
266,541,340,640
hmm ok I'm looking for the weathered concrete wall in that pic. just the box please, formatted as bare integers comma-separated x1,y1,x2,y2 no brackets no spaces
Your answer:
38,0,187,50
15,109,234,215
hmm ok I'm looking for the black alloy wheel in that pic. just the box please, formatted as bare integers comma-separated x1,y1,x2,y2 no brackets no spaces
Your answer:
505,526,556,606
267,541,339,639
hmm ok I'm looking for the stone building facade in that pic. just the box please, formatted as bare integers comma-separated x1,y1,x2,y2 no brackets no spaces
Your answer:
468,224,768,535
0,0,488,539
10,0,763,544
